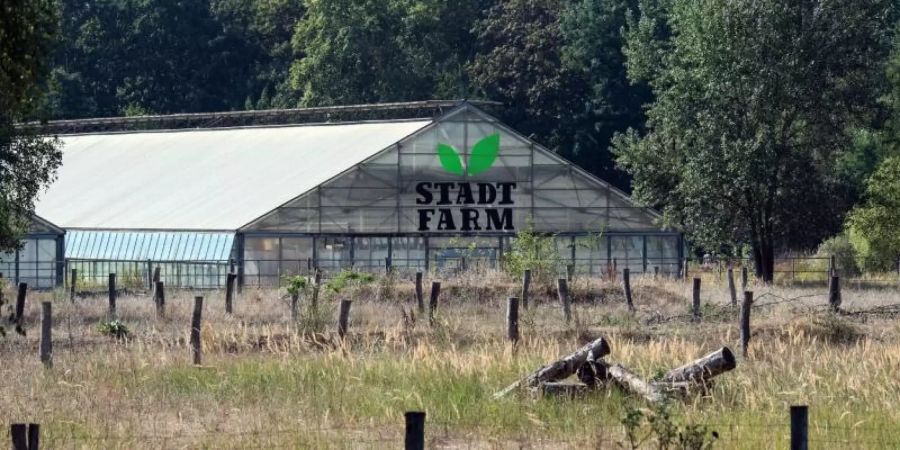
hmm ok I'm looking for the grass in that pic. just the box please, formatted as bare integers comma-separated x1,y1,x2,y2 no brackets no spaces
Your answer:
0,272,899,448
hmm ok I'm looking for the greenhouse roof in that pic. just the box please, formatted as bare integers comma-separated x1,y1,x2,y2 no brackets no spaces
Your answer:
35,119,431,230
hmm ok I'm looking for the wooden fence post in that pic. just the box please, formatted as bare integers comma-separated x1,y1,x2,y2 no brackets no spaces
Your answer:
236,265,245,294
415,272,424,314
9,423,38,450
338,299,352,339
428,282,441,327
14,282,27,326
191,296,203,365
507,297,519,343
692,278,701,320
521,269,531,310
557,278,571,324
155,281,165,318
740,291,753,358
727,268,737,307
790,405,808,450
146,260,153,289
741,266,748,291
828,255,836,277
653,266,659,279
404,411,426,450
623,268,634,313
683,258,689,280
40,302,52,368
311,269,322,308
828,276,841,312
70,268,77,302
108,273,117,319
291,293,300,322
225,272,235,314
152,266,161,284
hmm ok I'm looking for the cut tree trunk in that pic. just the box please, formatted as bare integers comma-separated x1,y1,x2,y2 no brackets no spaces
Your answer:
494,337,611,398
608,363,664,403
661,347,736,384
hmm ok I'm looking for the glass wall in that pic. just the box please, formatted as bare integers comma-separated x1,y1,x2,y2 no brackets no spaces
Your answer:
0,236,61,289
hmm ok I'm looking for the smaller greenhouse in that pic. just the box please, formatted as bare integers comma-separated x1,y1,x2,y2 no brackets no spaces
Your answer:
0,215,65,289
28,101,683,288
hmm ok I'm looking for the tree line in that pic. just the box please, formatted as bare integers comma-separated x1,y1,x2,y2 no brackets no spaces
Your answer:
2,0,899,281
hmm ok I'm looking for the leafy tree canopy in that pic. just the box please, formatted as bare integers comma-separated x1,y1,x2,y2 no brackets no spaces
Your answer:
614,0,895,281
0,0,63,251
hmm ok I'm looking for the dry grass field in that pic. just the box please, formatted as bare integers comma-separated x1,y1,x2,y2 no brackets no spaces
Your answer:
1,271,899,449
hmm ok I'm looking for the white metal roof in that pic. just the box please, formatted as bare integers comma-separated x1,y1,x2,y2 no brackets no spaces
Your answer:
35,120,431,230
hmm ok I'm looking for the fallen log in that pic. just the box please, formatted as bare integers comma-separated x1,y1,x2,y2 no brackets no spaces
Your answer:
661,347,736,384
608,363,664,403
494,337,611,398
538,381,592,398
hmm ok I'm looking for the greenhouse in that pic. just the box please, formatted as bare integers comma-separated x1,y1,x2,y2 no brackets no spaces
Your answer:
24,101,682,288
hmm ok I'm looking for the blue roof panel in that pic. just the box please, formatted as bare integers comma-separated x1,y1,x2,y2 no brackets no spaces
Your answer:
66,231,234,261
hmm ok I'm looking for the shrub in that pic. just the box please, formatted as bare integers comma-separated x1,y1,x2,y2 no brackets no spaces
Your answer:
847,156,900,272
815,234,860,277
97,320,130,340
502,224,564,285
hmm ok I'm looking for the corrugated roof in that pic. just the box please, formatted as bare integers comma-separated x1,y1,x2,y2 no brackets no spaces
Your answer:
35,120,431,230
66,230,234,261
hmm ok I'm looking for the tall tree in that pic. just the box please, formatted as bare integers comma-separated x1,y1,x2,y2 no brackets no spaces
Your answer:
290,0,433,106
0,0,63,251
614,0,894,282
560,0,652,189
468,0,589,158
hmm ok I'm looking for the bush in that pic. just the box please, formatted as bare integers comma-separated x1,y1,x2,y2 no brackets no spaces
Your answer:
502,224,564,285
847,157,900,272
96,320,130,340
816,234,860,277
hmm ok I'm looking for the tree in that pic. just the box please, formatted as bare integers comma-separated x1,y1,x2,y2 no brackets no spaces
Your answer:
468,0,589,157
0,0,63,251
290,0,432,106
848,157,900,271
560,0,652,189
614,0,894,282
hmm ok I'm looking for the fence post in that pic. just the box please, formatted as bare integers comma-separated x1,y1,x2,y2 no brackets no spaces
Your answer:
507,297,519,343
741,266,748,291
521,269,531,310
291,293,299,321
683,257,689,280
311,269,322,308
428,281,441,327
152,266,161,284
740,291,753,358
108,273,117,319
155,281,165,318
70,268,77,302
10,424,27,450
236,265,244,294
557,278,571,324
790,405,808,450
653,266,659,279
191,296,203,365
415,272,424,314
623,268,634,313
15,282,27,327
27,423,39,450
727,268,737,307
225,272,235,314
828,276,841,312
566,264,574,282
692,278,701,320
829,255,836,277
404,411,426,450
338,299,352,339
146,259,152,289
40,302,52,368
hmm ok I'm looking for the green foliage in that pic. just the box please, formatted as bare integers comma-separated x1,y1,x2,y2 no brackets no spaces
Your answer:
620,403,717,450
815,235,860,277
847,156,900,272
1,0,62,252
324,270,375,297
283,274,310,297
502,224,564,284
96,320,130,340
614,0,894,281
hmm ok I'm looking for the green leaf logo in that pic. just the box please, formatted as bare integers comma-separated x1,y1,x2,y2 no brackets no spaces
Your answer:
437,133,500,176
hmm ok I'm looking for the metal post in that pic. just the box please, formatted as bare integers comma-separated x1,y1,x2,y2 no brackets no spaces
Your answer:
790,405,808,450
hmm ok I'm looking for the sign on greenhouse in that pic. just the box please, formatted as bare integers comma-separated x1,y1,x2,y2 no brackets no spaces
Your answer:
416,133,517,232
